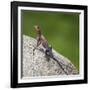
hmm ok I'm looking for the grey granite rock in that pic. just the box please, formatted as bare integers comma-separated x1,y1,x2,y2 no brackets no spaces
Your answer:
22,35,78,77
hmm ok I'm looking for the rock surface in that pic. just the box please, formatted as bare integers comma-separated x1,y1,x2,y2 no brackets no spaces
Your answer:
22,35,78,77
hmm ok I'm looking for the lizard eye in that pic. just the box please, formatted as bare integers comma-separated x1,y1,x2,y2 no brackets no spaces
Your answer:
37,26,39,29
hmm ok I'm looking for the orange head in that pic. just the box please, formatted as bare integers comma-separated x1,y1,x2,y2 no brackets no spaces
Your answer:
34,25,41,35
34,25,40,31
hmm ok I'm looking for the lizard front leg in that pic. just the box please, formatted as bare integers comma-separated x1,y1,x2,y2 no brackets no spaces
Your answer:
33,37,41,55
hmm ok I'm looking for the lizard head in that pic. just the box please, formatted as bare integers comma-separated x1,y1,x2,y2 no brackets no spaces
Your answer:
34,25,41,35
34,25,40,32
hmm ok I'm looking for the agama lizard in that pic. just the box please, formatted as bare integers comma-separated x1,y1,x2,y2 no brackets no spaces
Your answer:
33,25,69,75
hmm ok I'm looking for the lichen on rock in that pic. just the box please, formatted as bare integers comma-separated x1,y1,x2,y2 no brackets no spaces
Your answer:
22,35,78,78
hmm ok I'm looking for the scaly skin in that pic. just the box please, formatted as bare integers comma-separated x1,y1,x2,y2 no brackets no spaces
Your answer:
33,25,71,75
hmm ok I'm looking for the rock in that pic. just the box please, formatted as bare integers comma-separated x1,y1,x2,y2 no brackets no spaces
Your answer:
22,35,78,77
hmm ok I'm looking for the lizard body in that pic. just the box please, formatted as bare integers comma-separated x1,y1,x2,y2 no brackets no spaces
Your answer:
33,25,71,75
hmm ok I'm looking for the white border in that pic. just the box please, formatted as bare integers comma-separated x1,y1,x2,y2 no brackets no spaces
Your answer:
18,6,84,83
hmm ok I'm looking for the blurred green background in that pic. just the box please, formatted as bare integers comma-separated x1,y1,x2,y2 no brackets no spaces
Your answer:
21,10,79,71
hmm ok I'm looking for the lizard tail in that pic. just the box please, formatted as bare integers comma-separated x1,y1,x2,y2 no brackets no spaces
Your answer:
50,56,68,75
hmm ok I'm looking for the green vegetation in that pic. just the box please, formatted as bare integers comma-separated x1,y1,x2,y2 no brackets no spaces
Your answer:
21,10,79,71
